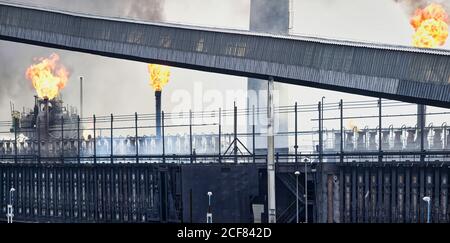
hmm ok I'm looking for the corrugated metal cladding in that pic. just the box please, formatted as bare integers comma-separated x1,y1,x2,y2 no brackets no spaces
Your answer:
0,3,450,106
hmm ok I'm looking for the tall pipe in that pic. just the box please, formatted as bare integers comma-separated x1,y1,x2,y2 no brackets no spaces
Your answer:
418,104,426,162
294,102,298,164
43,98,49,139
267,77,276,223
155,90,162,139
417,105,426,131
80,77,83,119
378,98,382,163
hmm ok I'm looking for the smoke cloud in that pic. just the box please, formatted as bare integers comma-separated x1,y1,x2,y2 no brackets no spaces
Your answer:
0,0,165,121
394,0,450,14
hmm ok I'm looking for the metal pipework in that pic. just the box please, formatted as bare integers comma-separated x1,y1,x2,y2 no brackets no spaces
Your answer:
155,90,162,140
80,76,83,119
295,170,300,223
267,77,276,223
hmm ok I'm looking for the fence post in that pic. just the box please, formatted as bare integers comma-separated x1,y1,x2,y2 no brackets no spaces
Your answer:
340,100,344,163
77,116,80,164
135,112,139,164
189,110,193,163
294,102,298,164
110,114,113,164
37,119,41,164
218,108,222,163
318,102,322,163
61,116,64,163
162,111,165,163
253,105,256,163
93,115,96,164
378,98,382,163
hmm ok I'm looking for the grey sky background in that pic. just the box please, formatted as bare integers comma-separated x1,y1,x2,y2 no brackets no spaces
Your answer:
0,0,449,144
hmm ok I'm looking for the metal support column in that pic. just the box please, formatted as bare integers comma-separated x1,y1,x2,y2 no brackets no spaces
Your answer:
218,108,222,163
305,158,308,223
318,102,323,163
419,104,425,163
294,102,298,164
110,114,113,164
267,77,276,223
253,105,256,163
340,100,344,162
93,115,96,164
189,110,193,163
37,119,41,163
14,117,17,164
234,103,238,163
61,116,64,163
77,116,80,164
135,112,139,164
162,111,166,163
378,98,382,163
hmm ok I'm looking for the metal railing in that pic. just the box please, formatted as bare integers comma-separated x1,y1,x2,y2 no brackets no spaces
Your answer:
1,98,449,164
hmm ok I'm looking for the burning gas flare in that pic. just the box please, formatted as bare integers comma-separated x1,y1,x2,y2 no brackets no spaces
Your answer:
410,3,449,48
25,53,69,100
148,64,170,91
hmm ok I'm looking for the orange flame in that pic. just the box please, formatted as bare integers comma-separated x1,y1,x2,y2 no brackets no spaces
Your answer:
410,3,449,48
148,64,170,91
25,53,69,100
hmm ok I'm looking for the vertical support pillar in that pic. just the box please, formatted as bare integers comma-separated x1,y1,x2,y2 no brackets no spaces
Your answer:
327,175,333,223
378,98,382,163
419,104,425,163
305,158,308,223
38,119,41,164
377,166,383,222
441,169,448,222
267,77,276,223
110,114,113,164
93,115,96,164
405,167,411,223
135,112,139,164
384,170,391,222
159,169,168,222
233,103,238,163
339,168,344,223
391,167,397,222
61,116,64,163
419,168,425,222
294,102,298,164
340,100,344,162
189,110,193,163
253,105,256,163
218,108,222,163
162,111,165,163
364,168,369,222
351,166,357,222
14,117,18,164
434,167,440,223
77,116,80,164
318,102,323,163
80,77,83,120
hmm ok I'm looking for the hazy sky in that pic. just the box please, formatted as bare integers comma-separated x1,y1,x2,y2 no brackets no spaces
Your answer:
0,0,449,142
